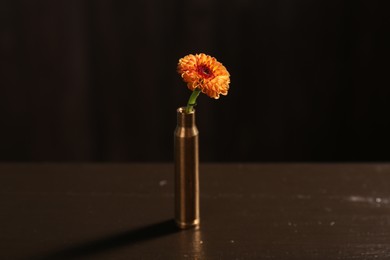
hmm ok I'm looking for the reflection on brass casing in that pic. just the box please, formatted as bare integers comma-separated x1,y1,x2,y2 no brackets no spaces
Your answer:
174,107,200,229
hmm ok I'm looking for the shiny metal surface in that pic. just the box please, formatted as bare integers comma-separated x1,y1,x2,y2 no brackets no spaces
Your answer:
174,107,200,229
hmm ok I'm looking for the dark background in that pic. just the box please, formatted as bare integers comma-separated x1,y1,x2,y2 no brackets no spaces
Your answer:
0,0,389,162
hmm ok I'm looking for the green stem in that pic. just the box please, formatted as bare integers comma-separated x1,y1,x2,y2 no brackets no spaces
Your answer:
186,88,201,113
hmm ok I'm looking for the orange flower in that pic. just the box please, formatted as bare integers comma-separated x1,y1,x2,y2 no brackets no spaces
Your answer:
177,53,230,99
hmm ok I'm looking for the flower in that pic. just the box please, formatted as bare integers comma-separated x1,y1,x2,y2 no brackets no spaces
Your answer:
177,53,230,99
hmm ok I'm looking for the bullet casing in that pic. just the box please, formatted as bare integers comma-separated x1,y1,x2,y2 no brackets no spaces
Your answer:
174,107,200,229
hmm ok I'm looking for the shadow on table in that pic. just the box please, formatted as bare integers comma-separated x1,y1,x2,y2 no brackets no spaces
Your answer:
33,219,179,260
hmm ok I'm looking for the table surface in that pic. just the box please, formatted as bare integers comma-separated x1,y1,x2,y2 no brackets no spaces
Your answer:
1,163,390,260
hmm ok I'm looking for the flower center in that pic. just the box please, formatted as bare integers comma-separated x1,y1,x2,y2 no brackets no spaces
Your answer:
197,64,214,79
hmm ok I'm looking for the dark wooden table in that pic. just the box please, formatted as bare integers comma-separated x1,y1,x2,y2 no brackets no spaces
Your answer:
1,163,390,259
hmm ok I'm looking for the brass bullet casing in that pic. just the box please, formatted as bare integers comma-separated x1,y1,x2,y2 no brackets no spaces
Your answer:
174,107,200,229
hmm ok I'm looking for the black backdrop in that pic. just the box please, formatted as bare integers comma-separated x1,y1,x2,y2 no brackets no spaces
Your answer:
0,0,389,162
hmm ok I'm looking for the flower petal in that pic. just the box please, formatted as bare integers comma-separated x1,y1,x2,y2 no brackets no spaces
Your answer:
177,53,230,99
